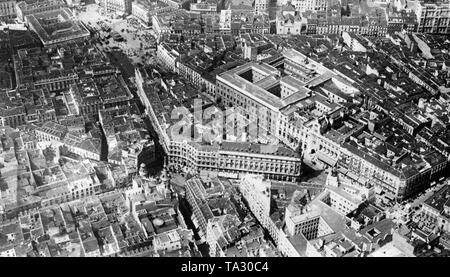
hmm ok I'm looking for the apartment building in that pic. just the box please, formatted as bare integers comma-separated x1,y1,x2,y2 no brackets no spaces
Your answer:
0,0,16,21
16,0,65,21
168,140,302,181
105,0,132,15
239,175,284,244
254,0,268,14
290,0,327,13
415,0,450,34
132,0,174,24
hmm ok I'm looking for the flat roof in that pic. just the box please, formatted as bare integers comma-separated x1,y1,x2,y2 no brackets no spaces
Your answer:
220,141,301,158
25,8,89,45
218,62,284,110
423,185,450,213
369,242,411,257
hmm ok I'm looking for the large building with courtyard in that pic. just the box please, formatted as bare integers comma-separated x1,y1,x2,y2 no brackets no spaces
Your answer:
25,8,90,47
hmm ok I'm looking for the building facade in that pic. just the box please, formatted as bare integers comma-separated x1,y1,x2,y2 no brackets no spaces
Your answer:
415,1,450,34
132,0,174,24
276,4,307,35
290,0,327,13
16,0,65,21
254,0,268,14
105,0,132,15
0,0,16,21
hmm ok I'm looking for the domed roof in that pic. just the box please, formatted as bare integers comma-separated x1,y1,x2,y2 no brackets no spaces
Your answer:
160,167,170,182
152,218,164,227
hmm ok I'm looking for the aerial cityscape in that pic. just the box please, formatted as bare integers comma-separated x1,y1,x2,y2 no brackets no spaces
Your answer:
0,0,449,259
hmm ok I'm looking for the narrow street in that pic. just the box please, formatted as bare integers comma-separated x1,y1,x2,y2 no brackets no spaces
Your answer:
410,182,448,209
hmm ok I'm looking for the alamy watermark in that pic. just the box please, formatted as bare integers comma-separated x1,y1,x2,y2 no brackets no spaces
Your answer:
169,98,279,146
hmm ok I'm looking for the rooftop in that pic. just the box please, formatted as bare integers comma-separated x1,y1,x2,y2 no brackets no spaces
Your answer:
25,8,89,46
423,185,450,216
220,141,301,158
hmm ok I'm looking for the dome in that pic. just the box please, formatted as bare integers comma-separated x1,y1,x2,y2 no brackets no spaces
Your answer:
160,166,170,182
152,218,164,227
139,163,148,177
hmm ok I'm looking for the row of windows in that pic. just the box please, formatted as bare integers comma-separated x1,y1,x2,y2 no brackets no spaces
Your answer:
45,187,96,206
217,84,278,132
170,152,298,171
294,222,319,233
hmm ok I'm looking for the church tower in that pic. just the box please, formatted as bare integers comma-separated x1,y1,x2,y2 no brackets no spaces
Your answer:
159,156,175,199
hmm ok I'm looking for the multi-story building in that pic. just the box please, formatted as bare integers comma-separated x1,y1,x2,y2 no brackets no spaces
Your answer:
152,11,202,39
159,0,182,7
238,175,283,243
421,185,450,233
236,174,306,257
63,134,102,161
69,75,133,121
323,170,369,215
156,42,180,72
215,49,346,151
166,140,302,181
338,137,447,201
415,0,450,34
35,121,68,143
254,0,268,14
305,12,387,36
0,106,26,128
280,188,397,257
99,105,154,174
239,175,271,222
40,159,102,207
19,88,57,125
290,0,327,13
34,71,79,91
190,0,217,14
131,0,174,25
342,31,370,52
386,10,418,33
151,13,171,39
177,60,206,92
105,0,132,15
217,8,270,35
16,0,66,21
131,0,150,23
284,202,334,241
14,47,79,91
215,48,361,170
136,67,303,181
25,8,90,47
0,0,16,21
185,177,226,240
276,4,307,35
216,62,285,142
153,229,182,252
